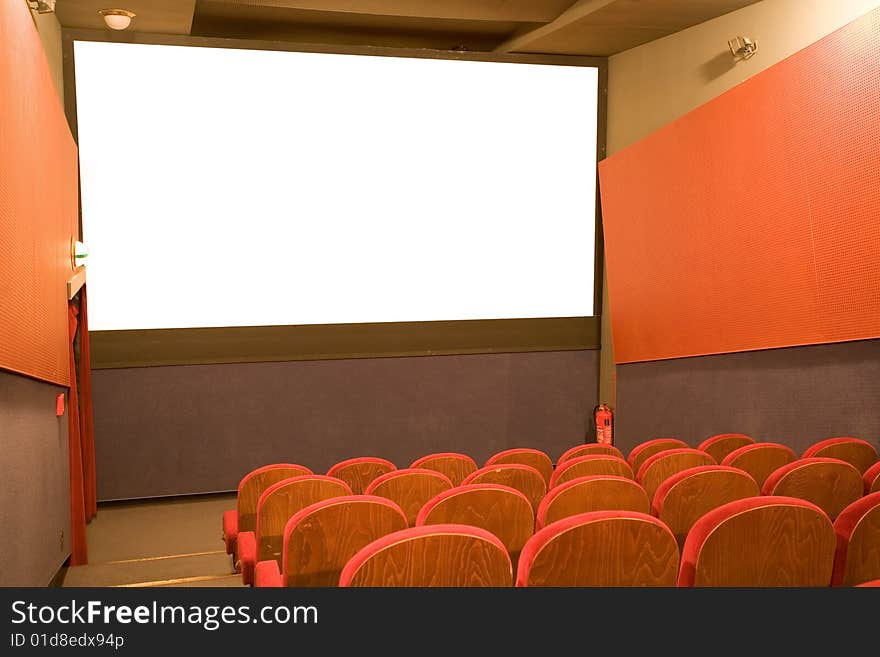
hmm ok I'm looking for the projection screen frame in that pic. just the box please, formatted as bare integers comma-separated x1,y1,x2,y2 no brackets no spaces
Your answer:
62,29,607,369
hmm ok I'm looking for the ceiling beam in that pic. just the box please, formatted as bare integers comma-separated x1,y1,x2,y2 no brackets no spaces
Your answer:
204,0,572,23
494,0,618,53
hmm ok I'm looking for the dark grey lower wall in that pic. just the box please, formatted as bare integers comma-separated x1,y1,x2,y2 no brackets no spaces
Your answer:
0,371,71,586
92,350,599,500
615,339,880,457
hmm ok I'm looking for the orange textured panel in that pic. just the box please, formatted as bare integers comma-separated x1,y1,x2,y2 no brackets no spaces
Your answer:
599,9,880,364
0,2,78,385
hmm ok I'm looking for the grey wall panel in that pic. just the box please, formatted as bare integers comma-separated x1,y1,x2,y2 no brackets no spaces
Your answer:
92,350,599,500
0,371,70,586
614,339,880,458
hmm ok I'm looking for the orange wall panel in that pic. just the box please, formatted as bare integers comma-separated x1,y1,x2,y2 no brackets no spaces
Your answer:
0,2,79,385
599,8,880,364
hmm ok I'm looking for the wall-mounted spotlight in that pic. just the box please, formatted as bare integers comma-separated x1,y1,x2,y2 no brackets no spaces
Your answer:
728,36,757,61
27,0,56,13
99,8,136,30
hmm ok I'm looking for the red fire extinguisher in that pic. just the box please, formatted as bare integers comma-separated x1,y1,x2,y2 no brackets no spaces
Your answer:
594,403,613,444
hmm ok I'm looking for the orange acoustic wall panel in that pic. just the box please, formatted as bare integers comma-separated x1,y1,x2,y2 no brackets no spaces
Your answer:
599,9,880,365
0,1,79,385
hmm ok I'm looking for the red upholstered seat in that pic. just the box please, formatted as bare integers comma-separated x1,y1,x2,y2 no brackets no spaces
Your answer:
237,474,351,585
339,524,512,587
410,452,478,486
462,464,546,513
761,457,863,520
720,442,797,489
254,495,407,587
697,434,755,463
536,475,650,530
678,496,835,587
326,457,396,495
635,448,716,502
365,468,453,525
864,461,880,495
485,448,553,486
549,454,634,489
831,491,880,586
416,484,534,568
222,463,312,558
516,511,679,587
627,438,689,474
856,579,880,587
557,443,625,466
652,465,759,548
802,437,878,474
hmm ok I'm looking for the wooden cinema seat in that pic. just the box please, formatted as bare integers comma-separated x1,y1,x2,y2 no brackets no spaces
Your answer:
802,437,878,474
697,434,755,464
462,464,547,513
557,443,625,466
237,475,351,585
410,452,478,486
326,457,396,495
416,484,534,569
365,468,453,525
549,455,634,489
720,442,797,490
222,463,312,558
516,511,679,587
339,524,512,587
831,491,880,586
254,495,407,587
678,496,835,587
652,465,760,548
636,448,716,502
627,438,689,475
536,475,650,530
485,448,553,486
864,462,880,495
761,457,863,520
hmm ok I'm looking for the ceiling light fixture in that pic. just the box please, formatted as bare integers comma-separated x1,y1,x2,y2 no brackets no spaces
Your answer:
98,8,136,30
728,35,757,61
27,0,56,13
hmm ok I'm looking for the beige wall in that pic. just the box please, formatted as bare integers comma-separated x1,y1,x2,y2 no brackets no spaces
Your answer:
599,0,880,405
30,5,64,105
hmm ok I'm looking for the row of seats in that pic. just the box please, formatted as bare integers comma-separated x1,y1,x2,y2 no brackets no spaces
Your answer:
222,435,879,586
252,491,880,587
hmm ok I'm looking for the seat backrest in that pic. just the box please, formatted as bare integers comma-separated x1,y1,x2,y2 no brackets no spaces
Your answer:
417,484,534,566
326,457,396,495
652,465,759,548
485,448,553,486
558,443,625,465
237,463,313,533
831,491,880,586
627,438,689,474
636,448,716,501
536,475,650,530
720,442,797,489
864,461,880,495
366,468,453,525
516,511,679,587
762,457,863,520
549,455,634,488
339,524,512,587
410,452,478,486
462,464,547,512
678,496,835,587
281,495,407,586
697,434,755,463
255,475,351,564
802,437,878,474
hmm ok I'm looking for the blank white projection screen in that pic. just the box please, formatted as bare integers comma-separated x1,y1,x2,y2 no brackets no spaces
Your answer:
74,41,598,330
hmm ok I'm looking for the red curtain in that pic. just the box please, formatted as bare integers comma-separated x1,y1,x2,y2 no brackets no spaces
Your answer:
79,287,97,520
67,301,88,565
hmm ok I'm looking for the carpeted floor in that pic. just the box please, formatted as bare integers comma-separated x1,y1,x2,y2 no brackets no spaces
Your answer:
60,493,243,587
